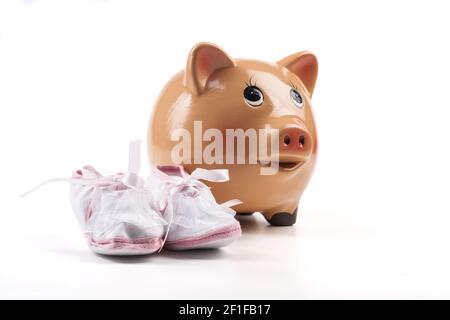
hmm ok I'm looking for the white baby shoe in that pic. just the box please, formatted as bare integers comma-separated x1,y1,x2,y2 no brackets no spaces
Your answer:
22,141,242,255
69,165,166,255
150,165,242,250
23,141,167,256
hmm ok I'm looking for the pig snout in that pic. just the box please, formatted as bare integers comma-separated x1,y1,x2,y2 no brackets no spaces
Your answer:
279,127,313,157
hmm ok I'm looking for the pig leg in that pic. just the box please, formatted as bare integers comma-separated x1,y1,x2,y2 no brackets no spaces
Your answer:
237,212,255,216
263,208,297,226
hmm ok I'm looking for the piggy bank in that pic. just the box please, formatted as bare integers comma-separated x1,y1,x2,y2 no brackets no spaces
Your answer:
148,42,318,226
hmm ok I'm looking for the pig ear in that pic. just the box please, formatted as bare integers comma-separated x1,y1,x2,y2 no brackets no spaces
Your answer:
184,42,235,95
277,52,318,97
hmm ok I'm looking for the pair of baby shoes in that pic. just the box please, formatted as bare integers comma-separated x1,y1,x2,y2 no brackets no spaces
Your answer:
25,141,242,255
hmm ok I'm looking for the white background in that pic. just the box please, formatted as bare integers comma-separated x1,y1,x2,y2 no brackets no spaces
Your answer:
1,0,450,299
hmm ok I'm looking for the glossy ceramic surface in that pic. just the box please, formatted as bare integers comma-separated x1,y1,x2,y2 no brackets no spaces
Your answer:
148,42,318,226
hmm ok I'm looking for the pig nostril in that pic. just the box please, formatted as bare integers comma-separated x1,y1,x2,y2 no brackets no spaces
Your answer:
299,136,305,147
283,135,291,146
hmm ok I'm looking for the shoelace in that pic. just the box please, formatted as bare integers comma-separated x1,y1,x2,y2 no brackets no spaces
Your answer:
21,140,144,197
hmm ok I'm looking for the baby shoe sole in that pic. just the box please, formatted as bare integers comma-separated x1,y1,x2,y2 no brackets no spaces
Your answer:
86,233,163,256
165,223,242,251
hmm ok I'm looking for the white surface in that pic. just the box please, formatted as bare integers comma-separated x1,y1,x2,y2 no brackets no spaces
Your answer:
1,0,450,299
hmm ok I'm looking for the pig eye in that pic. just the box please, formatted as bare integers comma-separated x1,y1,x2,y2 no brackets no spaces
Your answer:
290,89,304,108
243,86,264,107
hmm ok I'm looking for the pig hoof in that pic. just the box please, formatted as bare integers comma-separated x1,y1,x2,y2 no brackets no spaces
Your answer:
237,212,255,216
265,209,297,226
